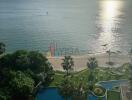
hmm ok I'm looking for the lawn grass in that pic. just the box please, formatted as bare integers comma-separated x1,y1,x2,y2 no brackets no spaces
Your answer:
49,69,89,87
71,69,89,85
49,73,64,87
107,91,121,100
49,67,129,87
48,65,130,100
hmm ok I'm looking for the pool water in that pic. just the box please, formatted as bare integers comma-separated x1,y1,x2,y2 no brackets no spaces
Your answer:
36,88,63,100
36,88,106,100
97,80,128,90
36,80,128,100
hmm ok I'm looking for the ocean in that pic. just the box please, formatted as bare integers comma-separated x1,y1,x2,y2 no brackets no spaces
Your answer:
0,0,132,55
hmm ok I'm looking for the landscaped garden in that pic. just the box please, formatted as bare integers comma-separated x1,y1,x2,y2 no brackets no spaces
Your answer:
49,66,129,87
36,56,130,100
0,43,132,100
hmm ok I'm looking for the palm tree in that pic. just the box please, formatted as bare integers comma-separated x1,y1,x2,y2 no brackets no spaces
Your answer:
87,57,98,85
61,56,74,76
106,50,115,65
0,42,5,55
87,57,98,71
106,50,111,64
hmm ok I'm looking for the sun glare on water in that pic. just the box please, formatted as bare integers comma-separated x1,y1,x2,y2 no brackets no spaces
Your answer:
97,0,124,50
101,1,122,20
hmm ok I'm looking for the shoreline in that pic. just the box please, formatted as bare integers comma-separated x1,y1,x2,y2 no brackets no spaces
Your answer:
47,53,131,71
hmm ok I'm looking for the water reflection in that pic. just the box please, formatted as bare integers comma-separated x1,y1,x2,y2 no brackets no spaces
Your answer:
97,0,124,51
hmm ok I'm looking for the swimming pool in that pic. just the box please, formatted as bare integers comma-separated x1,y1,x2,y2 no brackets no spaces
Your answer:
97,80,128,90
36,80,128,100
36,88,63,100
36,87,106,100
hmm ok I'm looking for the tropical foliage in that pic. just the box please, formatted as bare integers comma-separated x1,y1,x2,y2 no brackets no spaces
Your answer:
58,77,88,100
61,56,74,76
87,57,98,71
0,45,54,100
72,82,88,100
58,77,73,100
87,57,98,84
9,71,35,100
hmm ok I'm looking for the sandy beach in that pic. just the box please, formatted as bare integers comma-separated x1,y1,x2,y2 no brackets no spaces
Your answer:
48,53,131,71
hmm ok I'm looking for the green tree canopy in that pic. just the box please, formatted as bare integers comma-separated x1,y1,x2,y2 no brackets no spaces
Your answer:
9,71,35,100
0,50,54,76
58,77,73,100
58,77,89,100
0,49,54,100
